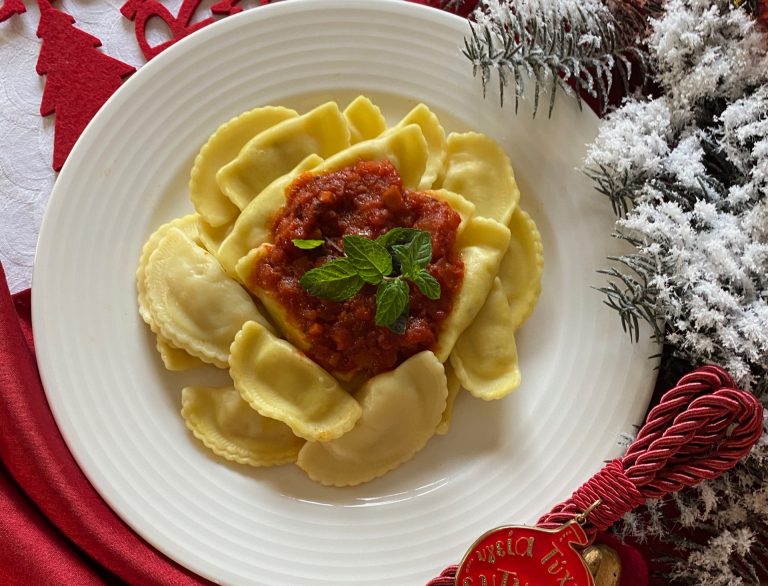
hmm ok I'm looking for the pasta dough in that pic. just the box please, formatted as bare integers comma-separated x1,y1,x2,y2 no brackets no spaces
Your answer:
217,154,324,278
437,132,520,225
343,96,387,143
450,278,521,400
144,227,271,367
229,321,362,442
216,102,350,210
296,351,447,486
434,216,511,362
181,385,304,467
391,103,446,190
498,208,544,329
189,106,298,227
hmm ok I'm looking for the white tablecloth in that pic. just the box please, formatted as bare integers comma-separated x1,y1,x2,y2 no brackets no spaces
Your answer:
0,0,265,293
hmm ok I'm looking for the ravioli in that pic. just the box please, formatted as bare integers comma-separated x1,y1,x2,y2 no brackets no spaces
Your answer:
216,102,351,211
137,214,206,369
499,208,544,329
313,122,428,189
189,106,297,227
229,321,362,442
181,386,304,467
343,96,387,143
136,214,200,326
436,361,462,435
391,103,446,190
217,154,324,278
143,227,271,367
156,336,205,371
434,216,511,362
437,132,520,225
450,278,521,400
235,245,310,352
296,351,447,486
137,96,543,486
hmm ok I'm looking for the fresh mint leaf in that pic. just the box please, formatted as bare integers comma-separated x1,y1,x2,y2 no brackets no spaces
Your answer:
343,234,392,284
376,227,422,249
299,259,364,302
375,278,409,330
391,231,432,279
292,239,325,250
298,227,441,332
411,269,441,300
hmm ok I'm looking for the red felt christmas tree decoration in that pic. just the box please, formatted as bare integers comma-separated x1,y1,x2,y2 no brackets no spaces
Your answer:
0,0,25,23
36,0,135,171
121,0,215,61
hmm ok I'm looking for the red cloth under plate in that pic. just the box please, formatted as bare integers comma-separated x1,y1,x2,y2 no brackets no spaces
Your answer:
0,265,209,585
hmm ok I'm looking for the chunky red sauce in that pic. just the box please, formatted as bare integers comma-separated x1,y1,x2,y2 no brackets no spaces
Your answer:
249,160,464,377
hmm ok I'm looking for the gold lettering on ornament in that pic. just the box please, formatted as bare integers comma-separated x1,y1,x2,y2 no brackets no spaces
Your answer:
509,533,535,558
461,571,530,586
539,541,576,584
476,533,535,566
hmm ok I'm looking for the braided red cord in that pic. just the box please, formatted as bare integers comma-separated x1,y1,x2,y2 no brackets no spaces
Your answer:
426,365,764,585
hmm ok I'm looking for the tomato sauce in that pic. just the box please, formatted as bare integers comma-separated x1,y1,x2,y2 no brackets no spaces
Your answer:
249,160,464,377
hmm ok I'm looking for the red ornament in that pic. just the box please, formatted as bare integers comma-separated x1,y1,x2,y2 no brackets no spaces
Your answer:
0,0,25,22
36,0,136,170
121,0,215,61
456,521,595,586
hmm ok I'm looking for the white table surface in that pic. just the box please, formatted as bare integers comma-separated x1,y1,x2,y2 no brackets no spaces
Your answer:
0,0,268,293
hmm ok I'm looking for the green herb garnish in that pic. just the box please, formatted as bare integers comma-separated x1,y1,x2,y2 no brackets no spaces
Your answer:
298,228,441,333
299,258,364,302
291,239,325,250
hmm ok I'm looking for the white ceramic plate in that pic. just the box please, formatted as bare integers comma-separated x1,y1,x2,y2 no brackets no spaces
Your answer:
33,1,657,584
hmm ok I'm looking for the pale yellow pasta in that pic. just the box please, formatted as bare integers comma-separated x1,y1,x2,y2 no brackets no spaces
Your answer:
156,336,205,371
136,215,208,369
296,351,447,486
434,216,511,362
216,102,350,211
343,96,387,143
196,218,231,258
450,278,521,400
144,227,271,368
436,361,461,435
181,386,304,467
190,106,297,227
229,321,362,442
235,245,310,352
314,123,428,189
391,103,446,190
499,208,544,330
217,155,324,278
136,214,200,326
437,132,520,225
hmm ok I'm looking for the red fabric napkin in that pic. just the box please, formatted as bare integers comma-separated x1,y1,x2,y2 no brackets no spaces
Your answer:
0,264,209,585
